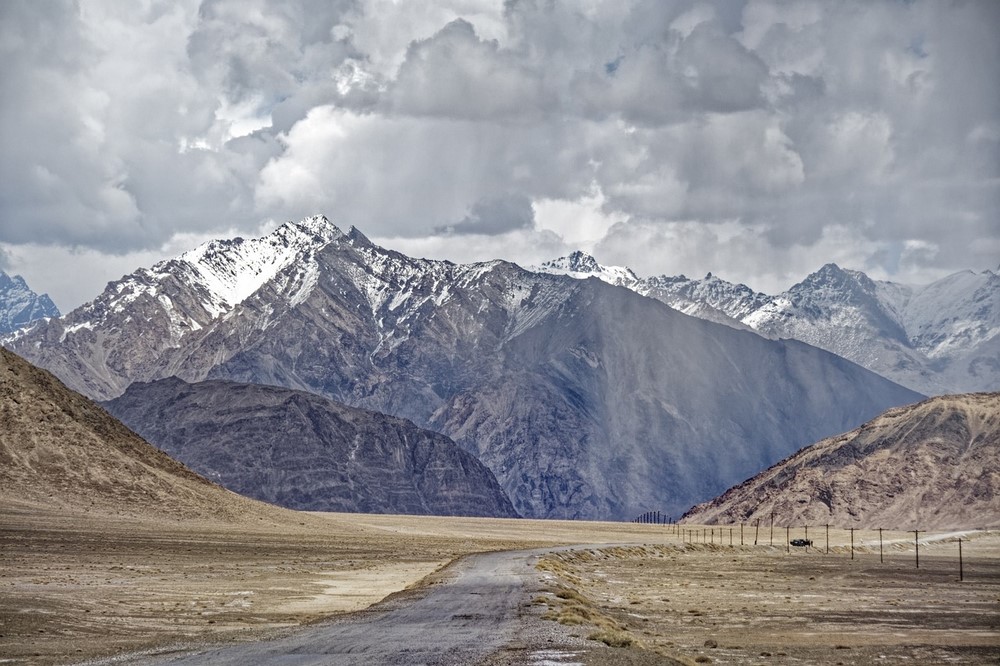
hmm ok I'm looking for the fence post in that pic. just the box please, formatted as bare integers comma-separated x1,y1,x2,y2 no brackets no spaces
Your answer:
770,511,775,546
804,525,809,550
754,519,760,546
729,527,733,546
786,525,790,553
849,527,855,560
825,524,830,554
740,523,744,546
878,528,884,564
958,538,963,581
913,530,920,568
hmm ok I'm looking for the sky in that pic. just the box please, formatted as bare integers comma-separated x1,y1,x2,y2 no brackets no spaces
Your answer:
1,0,998,312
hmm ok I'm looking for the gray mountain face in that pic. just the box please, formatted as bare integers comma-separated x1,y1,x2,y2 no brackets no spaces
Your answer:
8,217,922,519
0,271,59,336
103,377,517,518
681,393,1000,531
536,255,999,395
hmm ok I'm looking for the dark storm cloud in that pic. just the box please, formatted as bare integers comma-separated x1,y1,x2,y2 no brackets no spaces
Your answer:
438,194,535,235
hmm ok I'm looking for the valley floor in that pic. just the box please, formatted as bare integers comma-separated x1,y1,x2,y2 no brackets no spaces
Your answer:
0,506,674,665
1,508,997,665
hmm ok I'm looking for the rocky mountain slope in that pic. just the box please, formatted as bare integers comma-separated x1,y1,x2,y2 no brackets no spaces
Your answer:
680,393,1000,531
536,254,999,395
0,271,59,336
6,217,922,520
103,377,517,517
0,347,288,523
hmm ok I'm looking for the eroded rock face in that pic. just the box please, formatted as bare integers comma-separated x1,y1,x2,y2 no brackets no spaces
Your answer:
12,217,922,519
681,393,1000,531
104,377,518,518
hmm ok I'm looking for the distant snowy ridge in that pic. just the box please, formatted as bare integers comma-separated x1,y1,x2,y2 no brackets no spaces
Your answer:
534,252,999,394
0,271,60,337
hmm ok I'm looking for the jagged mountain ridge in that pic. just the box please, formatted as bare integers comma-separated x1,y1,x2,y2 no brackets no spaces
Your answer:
0,347,289,523
7,217,922,519
103,377,517,517
680,393,1000,531
0,271,59,336
534,254,999,395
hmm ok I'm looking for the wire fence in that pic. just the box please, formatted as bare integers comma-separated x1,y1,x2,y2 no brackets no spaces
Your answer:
628,511,985,582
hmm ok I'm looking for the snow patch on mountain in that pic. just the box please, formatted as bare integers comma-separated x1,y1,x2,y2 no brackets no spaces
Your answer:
177,215,342,316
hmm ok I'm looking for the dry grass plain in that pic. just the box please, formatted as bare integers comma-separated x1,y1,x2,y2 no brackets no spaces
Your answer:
537,527,1000,665
3,507,998,666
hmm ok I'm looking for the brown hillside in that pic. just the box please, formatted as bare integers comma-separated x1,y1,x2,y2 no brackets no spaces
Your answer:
0,347,290,523
682,393,1000,530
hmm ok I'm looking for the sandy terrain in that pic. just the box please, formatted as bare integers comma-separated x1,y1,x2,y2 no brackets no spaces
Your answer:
0,505,679,665
536,526,1000,665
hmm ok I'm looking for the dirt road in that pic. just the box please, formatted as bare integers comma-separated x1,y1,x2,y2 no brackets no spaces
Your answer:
103,549,571,665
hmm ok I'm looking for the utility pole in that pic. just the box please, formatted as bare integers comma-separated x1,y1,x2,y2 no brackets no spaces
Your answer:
913,530,920,568
878,528,884,564
754,519,760,546
825,524,830,554
849,527,855,560
770,511,775,546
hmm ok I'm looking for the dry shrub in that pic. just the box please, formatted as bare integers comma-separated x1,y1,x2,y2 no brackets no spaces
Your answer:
588,629,634,648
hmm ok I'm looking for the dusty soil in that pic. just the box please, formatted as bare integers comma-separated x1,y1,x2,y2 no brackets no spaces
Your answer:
536,527,1000,665
0,505,679,665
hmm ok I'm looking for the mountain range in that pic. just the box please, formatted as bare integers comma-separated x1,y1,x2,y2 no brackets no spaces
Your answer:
103,377,516,517
0,270,59,336
535,253,999,396
5,216,922,520
681,392,1000,531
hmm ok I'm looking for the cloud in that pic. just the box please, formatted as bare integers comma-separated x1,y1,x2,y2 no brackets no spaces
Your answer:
441,193,536,236
388,19,549,120
1,0,998,311
254,106,597,235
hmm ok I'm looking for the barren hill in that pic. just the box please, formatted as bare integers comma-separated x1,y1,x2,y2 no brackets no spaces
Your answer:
681,393,1000,531
0,347,287,523
103,377,517,517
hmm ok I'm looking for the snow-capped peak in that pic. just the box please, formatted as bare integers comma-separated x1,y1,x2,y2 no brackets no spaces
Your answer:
170,216,343,317
532,251,639,287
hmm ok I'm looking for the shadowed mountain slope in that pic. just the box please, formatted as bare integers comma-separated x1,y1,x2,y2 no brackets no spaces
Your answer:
681,393,1000,531
103,378,517,517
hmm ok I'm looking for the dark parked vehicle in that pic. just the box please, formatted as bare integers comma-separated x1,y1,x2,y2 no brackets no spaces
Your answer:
790,538,812,547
